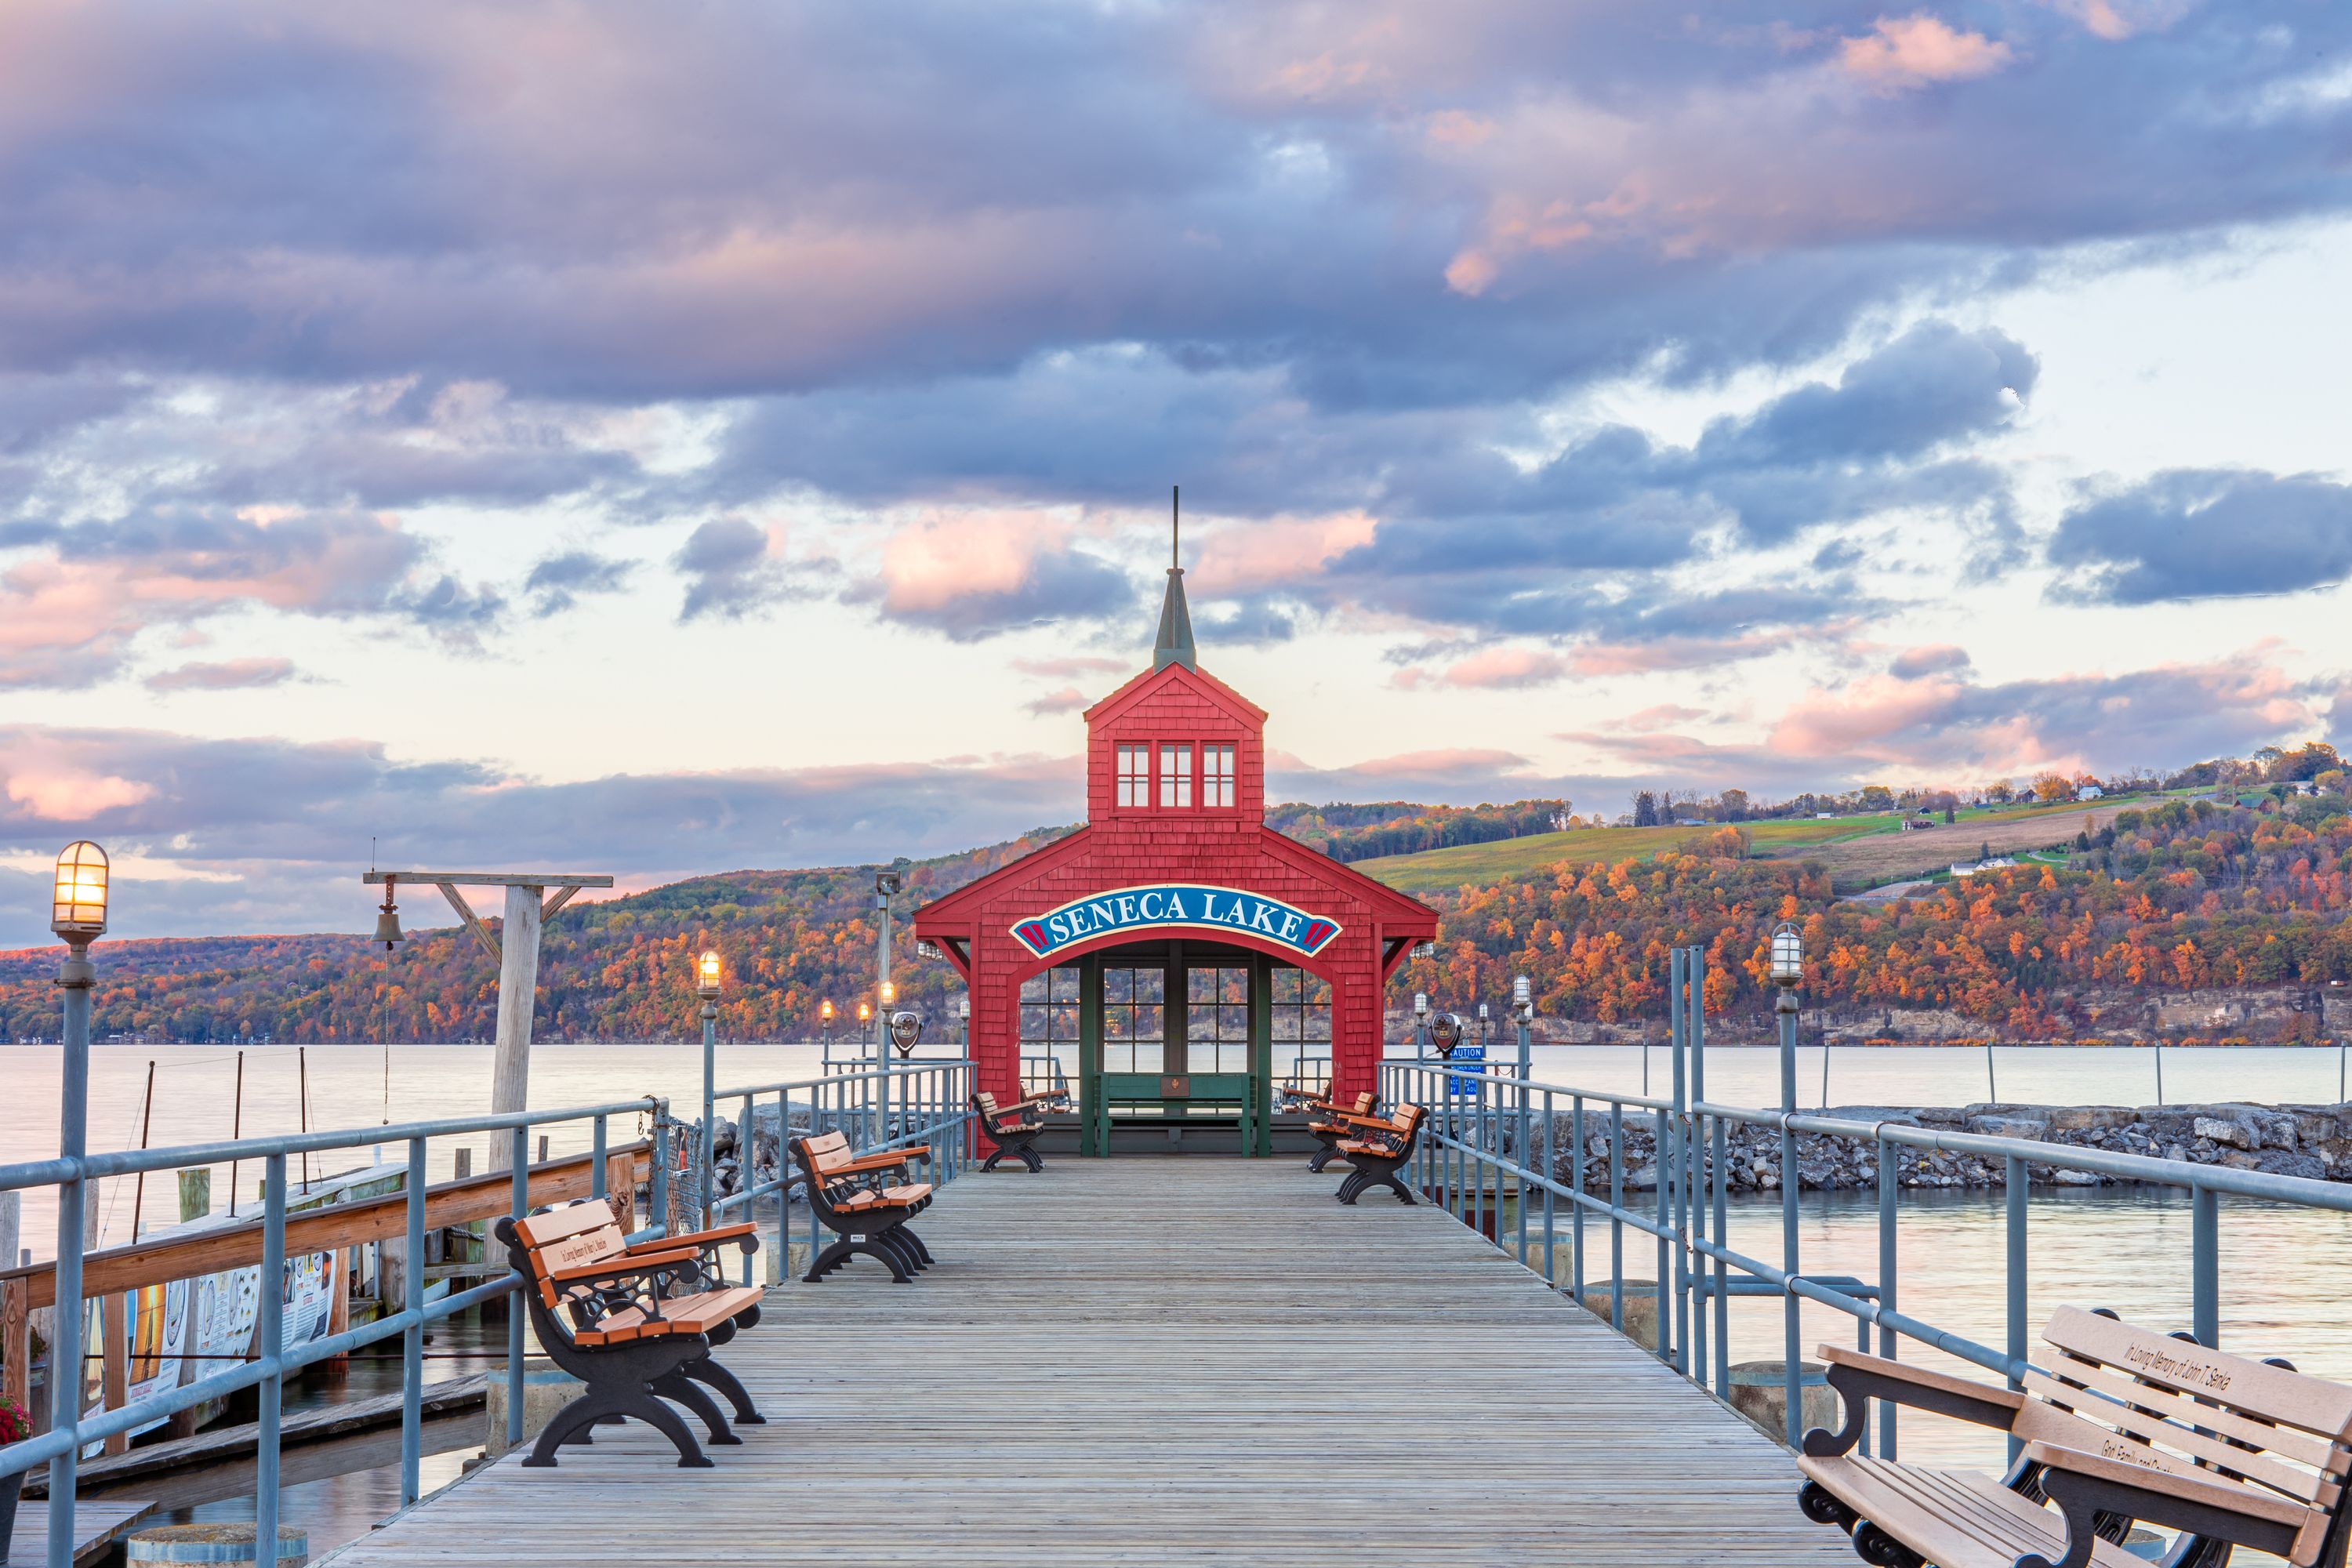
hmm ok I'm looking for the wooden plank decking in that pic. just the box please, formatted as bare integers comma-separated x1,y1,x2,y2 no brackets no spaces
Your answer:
321,1160,1851,1566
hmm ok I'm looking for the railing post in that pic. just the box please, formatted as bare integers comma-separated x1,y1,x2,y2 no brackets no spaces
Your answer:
739,1092,757,1286
1608,1101,1624,1332
649,1105,670,1238
1877,1130,1897,1461
1669,947,1690,1376
1654,1102,1672,1367
1779,989,1802,1450
509,1126,528,1453
1541,1088,1556,1287
1711,1105,1729,1398
45,952,93,1568
2192,1183,2218,1349
401,1136,426,1504
257,1152,286,1556
1571,1097,1585,1301
590,1115,607,1203
2006,1152,2028,1464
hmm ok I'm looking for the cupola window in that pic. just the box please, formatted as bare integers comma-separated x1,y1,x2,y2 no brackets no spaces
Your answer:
1203,744,1236,808
1159,742,1193,808
1116,744,1152,808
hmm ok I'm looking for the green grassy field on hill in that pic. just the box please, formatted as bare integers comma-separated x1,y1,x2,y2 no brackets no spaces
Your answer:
1356,796,2152,897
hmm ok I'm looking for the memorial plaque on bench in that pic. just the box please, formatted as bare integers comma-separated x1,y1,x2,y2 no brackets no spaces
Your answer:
1160,1075,1190,1098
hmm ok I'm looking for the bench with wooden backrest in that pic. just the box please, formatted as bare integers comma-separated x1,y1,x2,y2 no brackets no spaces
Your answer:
1290,1090,1377,1172
1331,1103,1425,1205
492,1199,766,1468
1796,1304,2352,1568
789,1131,936,1283
973,1089,1060,1172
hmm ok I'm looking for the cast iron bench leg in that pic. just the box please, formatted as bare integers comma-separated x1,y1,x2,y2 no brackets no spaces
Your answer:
652,1370,741,1445
684,1355,766,1425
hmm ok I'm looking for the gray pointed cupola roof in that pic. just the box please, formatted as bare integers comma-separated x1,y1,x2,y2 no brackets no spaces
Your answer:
1152,485,1196,671
1152,566,1196,671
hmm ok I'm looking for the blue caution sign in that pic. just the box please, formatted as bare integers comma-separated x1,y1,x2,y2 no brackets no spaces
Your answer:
1011,884,1343,961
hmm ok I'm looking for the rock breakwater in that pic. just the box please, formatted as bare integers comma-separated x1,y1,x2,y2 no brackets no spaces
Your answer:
1543,1101,2352,1192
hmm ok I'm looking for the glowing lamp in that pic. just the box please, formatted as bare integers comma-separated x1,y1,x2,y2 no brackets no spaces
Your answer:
821,999,835,1023
697,949,722,1000
857,1001,872,1023
880,979,897,1007
1769,922,1804,988
52,841,110,940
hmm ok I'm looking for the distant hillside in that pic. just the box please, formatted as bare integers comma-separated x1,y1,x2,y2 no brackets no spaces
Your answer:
0,828,1076,1044
8,793,2348,1046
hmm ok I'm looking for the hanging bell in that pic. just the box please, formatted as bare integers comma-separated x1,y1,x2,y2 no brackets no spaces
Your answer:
374,880,405,950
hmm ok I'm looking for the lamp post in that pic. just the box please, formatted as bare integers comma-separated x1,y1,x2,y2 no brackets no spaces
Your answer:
1769,920,1804,1447
1412,991,1430,1059
956,995,971,1058
858,1001,873,1051
697,950,721,1229
820,998,835,1065
49,841,109,1567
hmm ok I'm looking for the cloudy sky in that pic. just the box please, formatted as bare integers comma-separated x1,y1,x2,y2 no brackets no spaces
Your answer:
4,0,2352,943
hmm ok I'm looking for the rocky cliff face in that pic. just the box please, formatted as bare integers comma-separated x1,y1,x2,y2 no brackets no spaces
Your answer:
1539,1100,2352,1192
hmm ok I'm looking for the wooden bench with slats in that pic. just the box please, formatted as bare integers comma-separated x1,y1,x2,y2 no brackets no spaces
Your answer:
1287,1090,1377,1173
1331,1103,1425,1205
973,1089,1062,1172
1796,1304,2352,1568
789,1131,938,1282
492,1198,766,1468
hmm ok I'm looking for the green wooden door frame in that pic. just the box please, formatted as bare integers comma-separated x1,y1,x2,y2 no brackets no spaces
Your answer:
1072,941,1276,1156
1077,952,1103,1158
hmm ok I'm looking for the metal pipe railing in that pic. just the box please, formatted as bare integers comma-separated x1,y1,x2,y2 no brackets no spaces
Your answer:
1389,1046,2352,1457
1,1094,669,1568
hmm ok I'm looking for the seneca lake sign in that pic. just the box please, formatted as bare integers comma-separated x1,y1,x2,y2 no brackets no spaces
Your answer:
1011,884,1343,962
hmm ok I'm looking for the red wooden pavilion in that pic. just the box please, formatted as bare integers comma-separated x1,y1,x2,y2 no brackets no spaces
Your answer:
913,550,1438,1154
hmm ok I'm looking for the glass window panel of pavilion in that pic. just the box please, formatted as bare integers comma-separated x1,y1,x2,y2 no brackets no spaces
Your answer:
1271,967,1333,1089
1099,964,1164,1075
1185,964,1250,1074
1017,966,1081,1094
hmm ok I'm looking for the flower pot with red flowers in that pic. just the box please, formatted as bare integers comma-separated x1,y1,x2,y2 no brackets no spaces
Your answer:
0,1392,32,1561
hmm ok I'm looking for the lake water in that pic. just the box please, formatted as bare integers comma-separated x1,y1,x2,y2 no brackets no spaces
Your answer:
4,1041,2349,1560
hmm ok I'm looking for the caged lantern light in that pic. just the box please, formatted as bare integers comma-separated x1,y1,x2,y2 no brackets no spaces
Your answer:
698,949,722,1001
1769,921,1804,988
1512,972,1533,1019
53,840,111,942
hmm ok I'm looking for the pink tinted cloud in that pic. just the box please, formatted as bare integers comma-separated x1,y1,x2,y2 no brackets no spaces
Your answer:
1839,15,2014,90
1770,673,1969,758
1011,655,1126,680
878,510,1060,615
1023,686,1090,717
1621,703,1707,731
1403,645,1570,690
1188,511,1377,594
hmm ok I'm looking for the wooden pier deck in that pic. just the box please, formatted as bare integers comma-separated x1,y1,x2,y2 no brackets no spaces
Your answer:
321,1160,1851,1566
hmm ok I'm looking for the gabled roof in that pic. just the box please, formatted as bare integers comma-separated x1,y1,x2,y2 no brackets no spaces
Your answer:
1082,658,1268,729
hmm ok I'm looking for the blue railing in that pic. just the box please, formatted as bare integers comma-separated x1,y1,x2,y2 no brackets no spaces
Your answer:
699,1060,975,1283
1384,953,2352,1463
0,1095,669,1568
